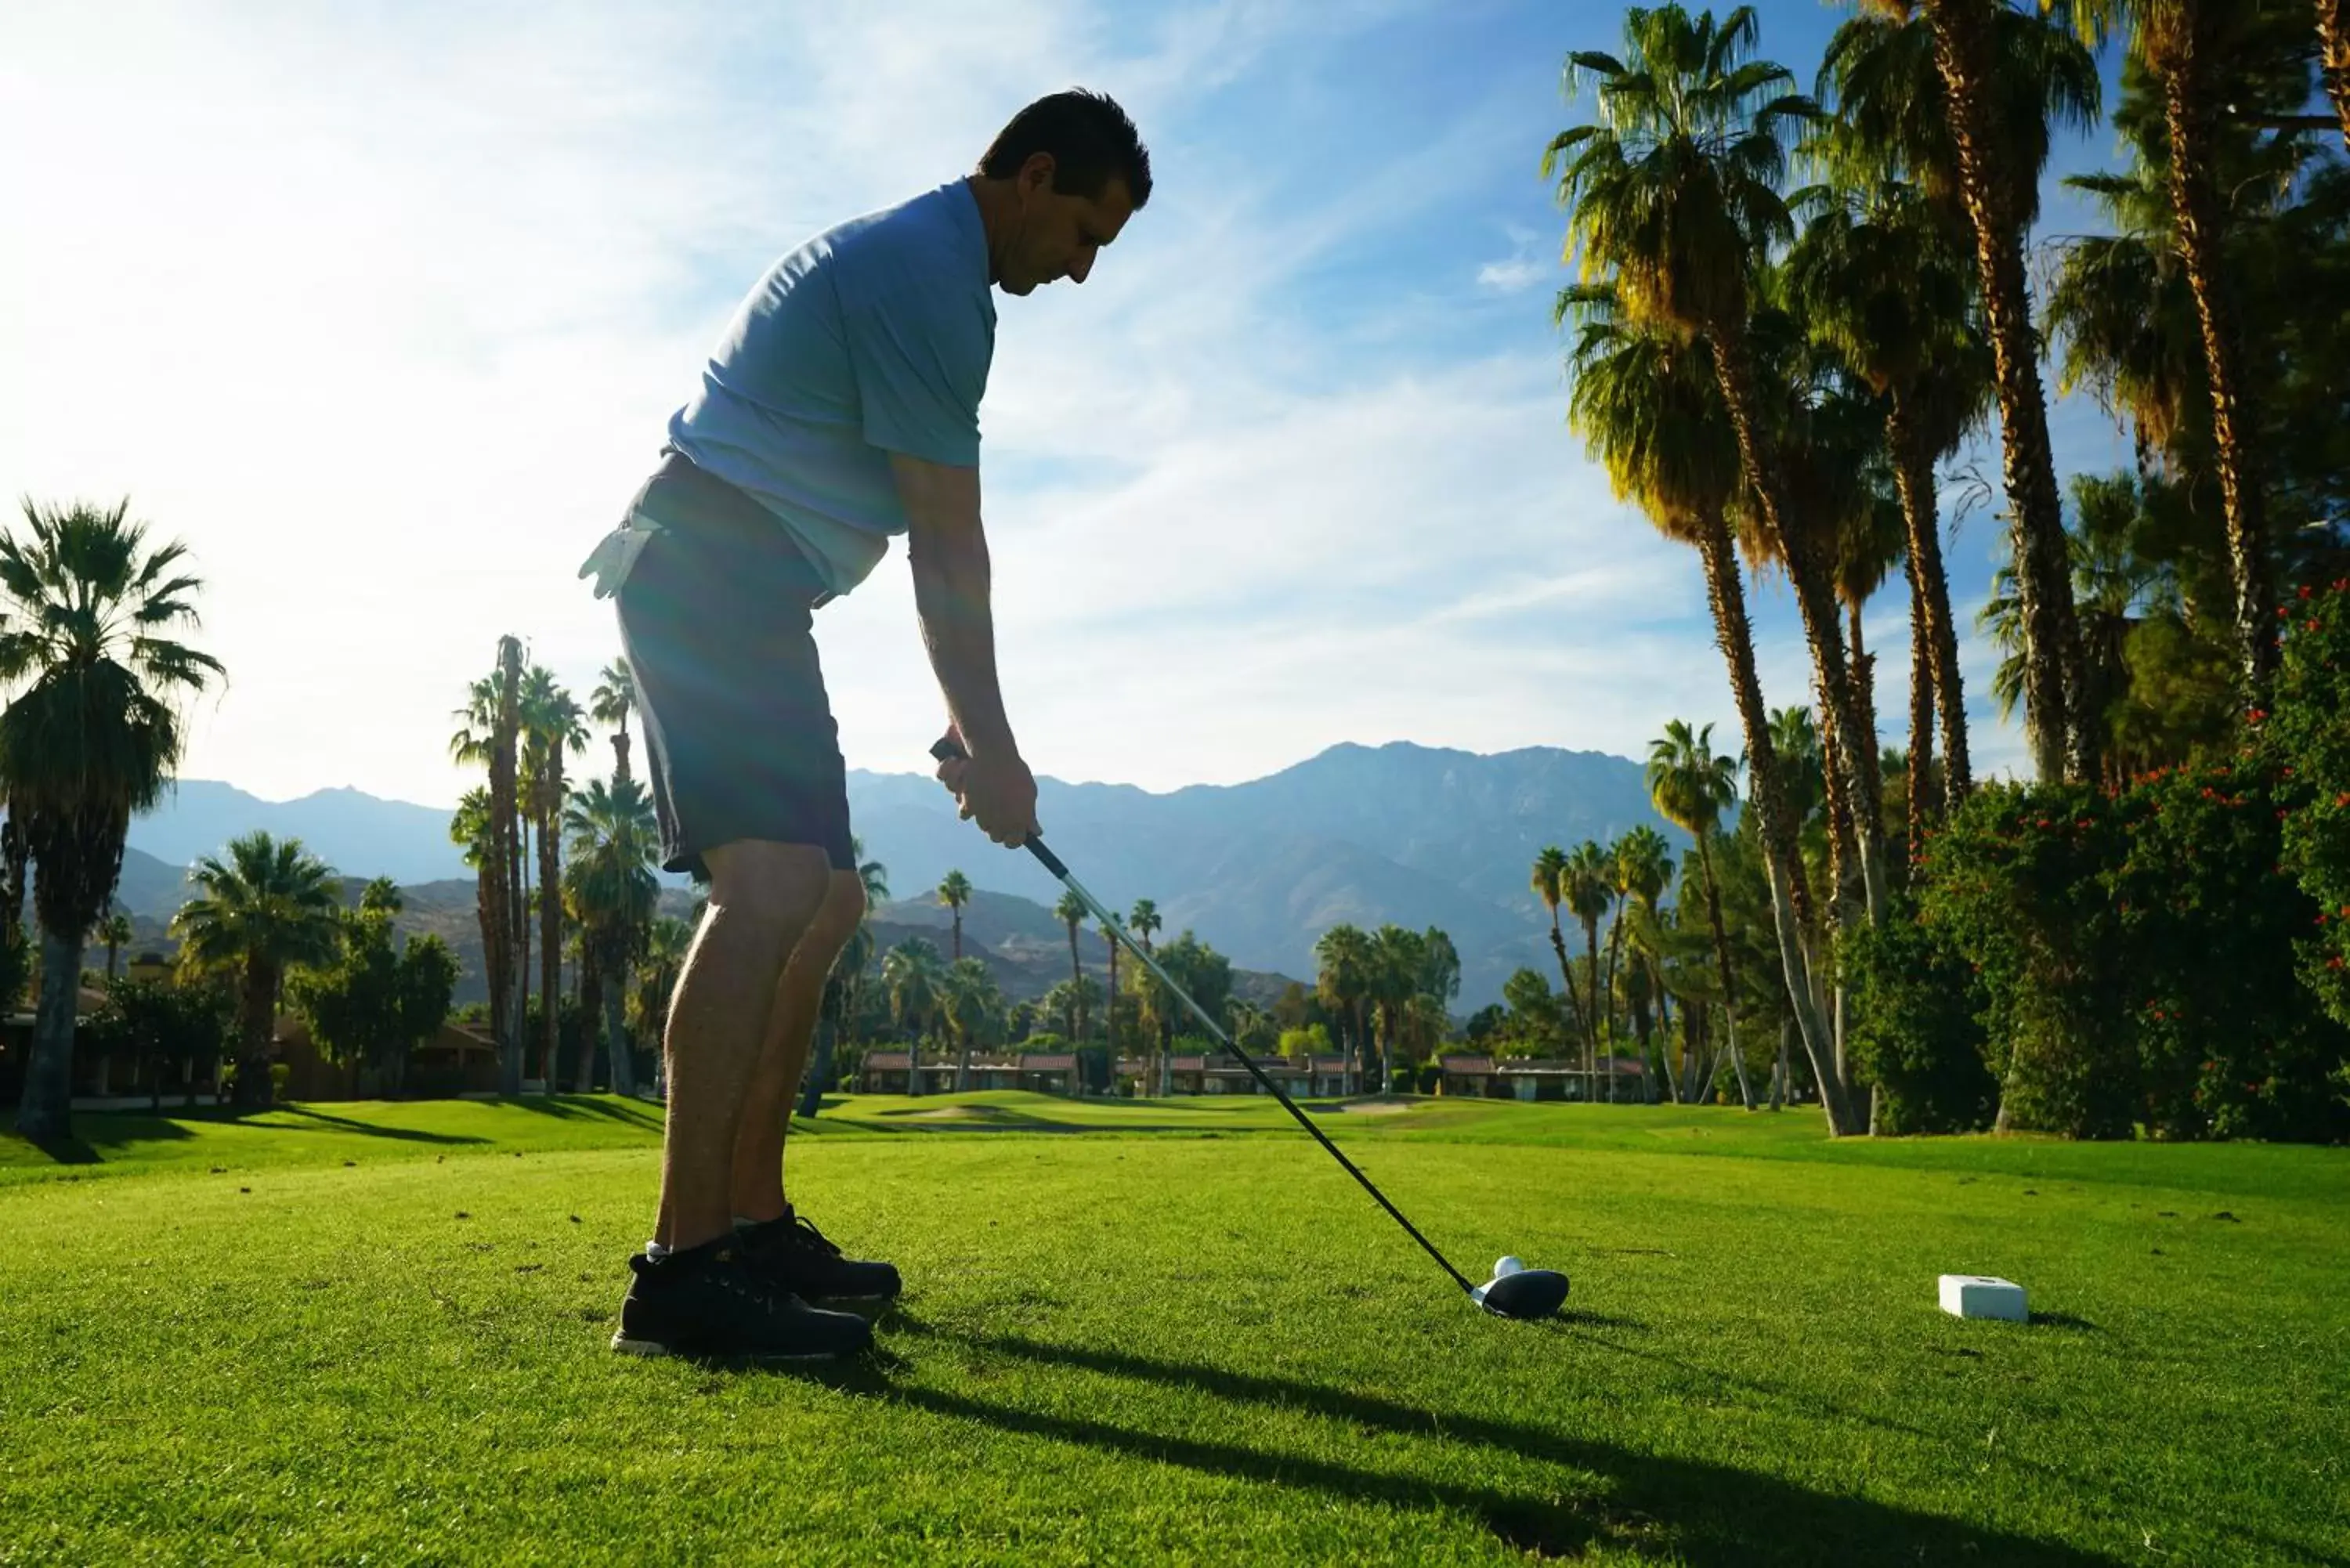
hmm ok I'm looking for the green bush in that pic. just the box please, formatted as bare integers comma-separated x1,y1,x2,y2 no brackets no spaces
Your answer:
1916,757,2350,1141
2269,574,2350,1039
1842,903,1996,1134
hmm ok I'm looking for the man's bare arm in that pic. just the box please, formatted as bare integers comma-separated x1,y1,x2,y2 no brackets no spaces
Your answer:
893,453,1015,757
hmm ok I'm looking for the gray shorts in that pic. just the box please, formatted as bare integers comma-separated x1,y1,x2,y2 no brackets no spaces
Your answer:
605,453,856,877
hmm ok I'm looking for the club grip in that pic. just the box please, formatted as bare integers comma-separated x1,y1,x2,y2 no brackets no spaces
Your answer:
927,736,1061,874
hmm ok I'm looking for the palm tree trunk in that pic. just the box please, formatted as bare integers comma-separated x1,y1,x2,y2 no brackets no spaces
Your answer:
2161,29,2278,695
1690,830,1754,1111
13,926,85,1141
2321,0,2350,155
606,952,637,1097
1105,941,1119,1087
1065,924,1083,1042
514,815,532,1082
1600,901,1628,1100
1691,504,1861,1135
1846,599,1884,820
1582,920,1600,1100
1770,1020,1790,1111
574,961,601,1094
1925,0,2088,784
1888,392,1972,804
1707,326,1889,924
798,1009,833,1119
233,960,275,1111
1547,914,1591,1051
539,779,562,1094
1906,570,1937,862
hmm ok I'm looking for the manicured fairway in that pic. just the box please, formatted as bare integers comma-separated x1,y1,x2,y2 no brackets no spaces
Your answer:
2,1094,2343,1565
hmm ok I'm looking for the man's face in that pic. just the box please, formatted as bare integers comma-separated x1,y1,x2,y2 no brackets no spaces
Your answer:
1000,155,1134,295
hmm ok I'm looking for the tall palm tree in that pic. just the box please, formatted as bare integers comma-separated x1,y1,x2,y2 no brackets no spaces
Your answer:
589,658,638,788
1785,176,1987,816
1367,924,1426,1095
2324,0,2350,153
1550,4,1889,924
2062,0,2277,693
172,832,342,1110
519,665,586,1089
1603,827,1677,1104
1839,0,2101,780
448,679,516,1080
1056,888,1090,1044
1529,845,1594,1050
92,912,134,982
1313,923,1372,1093
1097,912,1123,1075
937,869,973,961
1647,721,1759,1111
1562,279,1849,1130
1128,898,1165,1093
1,500,224,1140
1563,840,1614,1097
882,938,944,1097
561,775,659,1097
493,639,525,1088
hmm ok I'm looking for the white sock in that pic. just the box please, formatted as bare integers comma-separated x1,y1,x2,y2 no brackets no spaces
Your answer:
645,1241,671,1260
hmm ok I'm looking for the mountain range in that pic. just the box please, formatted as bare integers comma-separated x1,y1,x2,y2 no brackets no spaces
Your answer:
107,742,1690,1008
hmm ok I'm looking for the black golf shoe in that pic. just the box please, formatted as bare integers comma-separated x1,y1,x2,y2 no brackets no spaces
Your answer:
738,1211,902,1306
609,1237,873,1361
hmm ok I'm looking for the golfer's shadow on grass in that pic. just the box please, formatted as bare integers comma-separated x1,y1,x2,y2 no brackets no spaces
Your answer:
877,1320,2131,1568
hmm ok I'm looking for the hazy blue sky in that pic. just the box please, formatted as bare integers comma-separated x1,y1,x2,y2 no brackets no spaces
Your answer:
2,0,2135,806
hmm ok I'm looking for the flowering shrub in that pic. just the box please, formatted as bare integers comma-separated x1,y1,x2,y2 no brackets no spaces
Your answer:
1911,756,2348,1141
2269,576,2350,1043
1842,902,1997,1133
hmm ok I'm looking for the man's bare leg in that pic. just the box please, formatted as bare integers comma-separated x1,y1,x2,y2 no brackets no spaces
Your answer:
651,840,831,1252
730,869,866,1223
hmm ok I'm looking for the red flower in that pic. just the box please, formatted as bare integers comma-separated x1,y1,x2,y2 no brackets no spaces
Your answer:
2300,585,2314,600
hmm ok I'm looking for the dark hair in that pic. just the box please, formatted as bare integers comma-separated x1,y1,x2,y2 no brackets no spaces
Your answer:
978,89,1152,208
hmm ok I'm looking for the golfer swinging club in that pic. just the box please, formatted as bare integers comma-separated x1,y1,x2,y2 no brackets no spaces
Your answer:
577,90,1150,1360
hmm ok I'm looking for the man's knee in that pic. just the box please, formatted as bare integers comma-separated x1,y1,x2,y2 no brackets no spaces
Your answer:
702,841,834,954
804,870,866,962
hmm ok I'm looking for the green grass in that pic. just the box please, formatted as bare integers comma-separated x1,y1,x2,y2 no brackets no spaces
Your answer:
3,1093,2345,1565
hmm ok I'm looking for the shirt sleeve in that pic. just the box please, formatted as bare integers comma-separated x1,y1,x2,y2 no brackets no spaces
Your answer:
843,280,992,469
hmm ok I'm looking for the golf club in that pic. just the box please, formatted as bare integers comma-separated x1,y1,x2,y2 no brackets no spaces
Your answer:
930,739,1569,1321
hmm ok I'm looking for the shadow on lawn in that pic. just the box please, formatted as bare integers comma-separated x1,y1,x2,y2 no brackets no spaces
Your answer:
500,1096,666,1133
878,1322,2130,1567
270,1107,486,1146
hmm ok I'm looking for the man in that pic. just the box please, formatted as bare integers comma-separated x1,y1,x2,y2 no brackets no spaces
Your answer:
578,90,1150,1360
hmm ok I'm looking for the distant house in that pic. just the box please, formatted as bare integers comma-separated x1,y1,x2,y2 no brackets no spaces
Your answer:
1437,1053,1647,1101
857,1051,1081,1096
1159,1052,1356,1097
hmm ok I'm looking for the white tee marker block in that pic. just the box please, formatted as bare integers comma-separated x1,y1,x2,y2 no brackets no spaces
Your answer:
1940,1274,2027,1322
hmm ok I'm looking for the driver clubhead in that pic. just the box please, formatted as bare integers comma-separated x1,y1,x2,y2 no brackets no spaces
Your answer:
1472,1267,1570,1321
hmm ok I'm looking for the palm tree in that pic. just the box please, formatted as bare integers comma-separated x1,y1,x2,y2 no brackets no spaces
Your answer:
449,678,516,1081
1530,845,1593,1050
519,666,586,1089
2061,0,2276,695
92,912,134,982
1550,5,1890,925
943,956,1000,1092
1647,721,1760,1111
1560,279,1850,1132
1367,924,1426,1095
2324,0,2350,154
801,834,890,1118
172,832,342,1109
1603,827,1676,1103
1563,840,1614,1097
1055,888,1090,1044
494,640,525,1087
1785,176,1987,816
1838,0,2101,780
1128,898,1165,1093
1313,923,1372,1093
560,775,659,1097
589,658,638,788
1097,913,1124,1078
882,938,944,1097
937,869,973,961
1,500,225,1140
